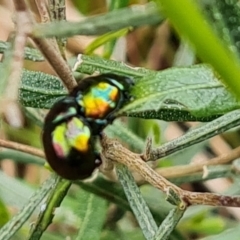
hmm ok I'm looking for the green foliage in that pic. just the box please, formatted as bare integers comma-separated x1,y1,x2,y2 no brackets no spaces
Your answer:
155,0,240,99
2,1,240,240
122,65,240,119
19,64,240,121
75,189,107,240
19,69,66,109
0,197,10,227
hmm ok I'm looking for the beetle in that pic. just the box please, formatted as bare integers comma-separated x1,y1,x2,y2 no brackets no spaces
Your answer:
42,97,101,180
42,74,134,179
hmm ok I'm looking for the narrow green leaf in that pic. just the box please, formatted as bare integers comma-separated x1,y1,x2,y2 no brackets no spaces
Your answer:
19,69,66,109
0,175,58,240
150,109,240,159
170,165,232,185
154,207,185,240
28,179,71,240
0,171,34,209
85,28,130,55
73,54,152,77
116,164,157,240
75,189,107,240
205,0,240,57
33,3,163,38
0,41,44,62
120,65,240,119
19,63,240,121
0,149,44,166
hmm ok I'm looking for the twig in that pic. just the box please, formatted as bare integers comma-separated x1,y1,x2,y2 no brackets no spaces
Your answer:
5,0,32,98
0,139,44,158
48,0,67,59
36,0,67,59
6,1,32,100
35,0,51,23
157,144,240,178
1,1,33,125
48,0,66,22
101,134,240,208
32,37,77,91
33,0,76,91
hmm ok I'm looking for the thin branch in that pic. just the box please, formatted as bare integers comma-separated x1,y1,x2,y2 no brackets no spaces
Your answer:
48,0,67,58
33,0,76,91
35,0,67,59
1,0,33,123
35,0,51,23
101,134,240,208
32,37,77,91
48,0,66,22
157,144,240,178
0,139,45,158
7,0,32,100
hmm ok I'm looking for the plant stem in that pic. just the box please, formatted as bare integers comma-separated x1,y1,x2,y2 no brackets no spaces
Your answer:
32,37,77,91
101,134,240,208
157,145,240,178
0,139,44,158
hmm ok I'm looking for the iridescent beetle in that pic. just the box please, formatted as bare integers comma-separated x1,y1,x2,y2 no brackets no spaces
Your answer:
42,74,133,180
70,74,134,134
42,97,101,180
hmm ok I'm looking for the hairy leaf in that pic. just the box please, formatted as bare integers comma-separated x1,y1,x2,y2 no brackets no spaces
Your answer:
19,65,240,122
19,70,66,109
75,189,107,240
120,65,240,120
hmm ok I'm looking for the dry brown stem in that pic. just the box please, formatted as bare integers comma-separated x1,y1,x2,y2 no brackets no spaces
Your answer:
158,145,240,178
101,134,240,208
0,139,44,158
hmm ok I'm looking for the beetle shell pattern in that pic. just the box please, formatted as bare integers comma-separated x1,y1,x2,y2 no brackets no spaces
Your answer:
43,74,133,180
42,97,101,180
70,74,134,134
